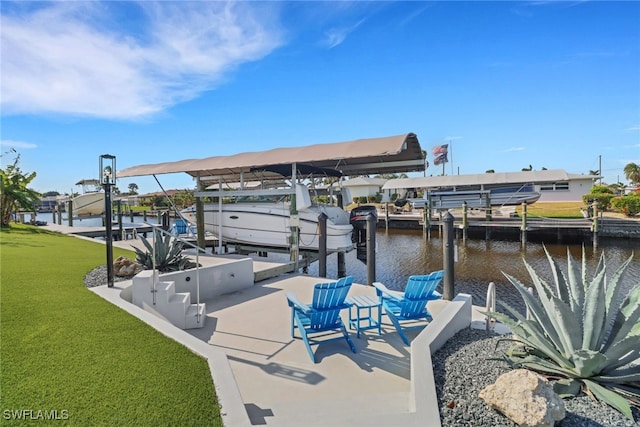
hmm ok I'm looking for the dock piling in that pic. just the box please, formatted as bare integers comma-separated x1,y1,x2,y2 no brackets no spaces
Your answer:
67,200,73,226
117,200,123,241
462,201,468,243
442,212,455,301
366,213,376,285
520,201,528,248
592,201,599,249
337,252,346,278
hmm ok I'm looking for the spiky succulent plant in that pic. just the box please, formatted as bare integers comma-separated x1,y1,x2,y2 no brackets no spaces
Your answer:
488,246,640,420
134,229,197,272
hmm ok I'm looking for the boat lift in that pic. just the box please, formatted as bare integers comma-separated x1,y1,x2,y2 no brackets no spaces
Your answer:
117,133,428,276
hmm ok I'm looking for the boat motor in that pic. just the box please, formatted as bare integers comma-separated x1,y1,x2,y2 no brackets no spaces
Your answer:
349,205,377,263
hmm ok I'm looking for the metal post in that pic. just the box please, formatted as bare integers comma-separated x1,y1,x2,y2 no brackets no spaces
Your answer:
196,177,205,252
442,212,455,300
143,210,147,222
366,213,376,285
104,184,114,287
217,178,223,254
318,213,327,278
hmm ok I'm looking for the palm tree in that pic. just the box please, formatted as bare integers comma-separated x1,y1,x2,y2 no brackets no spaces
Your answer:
128,182,139,195
0,154,42,227
623,162,640,185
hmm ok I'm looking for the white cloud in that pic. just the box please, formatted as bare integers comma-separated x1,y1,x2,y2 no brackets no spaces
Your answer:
626,125,640,131
1,140,37,149
321,19,365,49
504,147,525,152
0,2,283,119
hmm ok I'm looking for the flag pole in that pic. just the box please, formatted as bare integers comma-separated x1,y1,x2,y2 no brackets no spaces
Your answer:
449,138,453,176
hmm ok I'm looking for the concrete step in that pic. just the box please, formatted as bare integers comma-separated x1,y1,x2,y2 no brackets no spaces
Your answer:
184,303,207,329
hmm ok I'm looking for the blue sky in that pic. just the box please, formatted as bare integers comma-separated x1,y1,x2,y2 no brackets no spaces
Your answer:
1,1,639,195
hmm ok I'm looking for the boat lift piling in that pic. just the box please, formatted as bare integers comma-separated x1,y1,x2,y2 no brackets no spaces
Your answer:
289,165,300,270
592,200,599,249
67,200,73,226
117,201,124,240
318,213,327,278
461,201,468,243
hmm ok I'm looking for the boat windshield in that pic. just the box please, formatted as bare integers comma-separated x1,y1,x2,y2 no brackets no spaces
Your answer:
232,195,287,203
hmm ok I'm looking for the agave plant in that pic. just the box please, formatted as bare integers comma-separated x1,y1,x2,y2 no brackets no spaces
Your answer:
488,246,640,420
133,229,197,272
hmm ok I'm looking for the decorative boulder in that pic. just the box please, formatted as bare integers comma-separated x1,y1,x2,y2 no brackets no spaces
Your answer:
113,256,143,277
479,369,565,427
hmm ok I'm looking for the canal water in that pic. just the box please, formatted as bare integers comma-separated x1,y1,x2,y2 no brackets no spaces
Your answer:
303,229,640,312
33,212,639,311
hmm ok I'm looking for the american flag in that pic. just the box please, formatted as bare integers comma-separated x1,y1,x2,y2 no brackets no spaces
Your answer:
432,144,448,156
434,153,448,165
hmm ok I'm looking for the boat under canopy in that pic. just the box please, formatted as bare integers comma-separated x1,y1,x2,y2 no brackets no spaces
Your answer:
117,133,427,254
181,183,354,252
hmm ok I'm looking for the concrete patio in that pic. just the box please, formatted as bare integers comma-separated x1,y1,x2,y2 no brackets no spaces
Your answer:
90,243,482,426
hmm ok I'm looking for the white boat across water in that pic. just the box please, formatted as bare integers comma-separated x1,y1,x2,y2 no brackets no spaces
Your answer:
181,184,354,252
407,184,541,210
71,179,105,217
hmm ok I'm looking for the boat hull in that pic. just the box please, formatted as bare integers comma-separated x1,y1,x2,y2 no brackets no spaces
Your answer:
410,189,540,210
72,192,105,216
181,203,354,252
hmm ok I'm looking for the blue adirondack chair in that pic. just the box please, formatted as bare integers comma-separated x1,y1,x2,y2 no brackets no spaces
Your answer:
373,271,444,345
285,277,356,363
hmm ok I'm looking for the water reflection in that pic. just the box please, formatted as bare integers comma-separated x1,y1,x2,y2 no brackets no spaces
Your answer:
303,229,639,311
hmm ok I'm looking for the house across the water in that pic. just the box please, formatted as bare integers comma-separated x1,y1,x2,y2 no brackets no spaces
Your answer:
382,169,600,203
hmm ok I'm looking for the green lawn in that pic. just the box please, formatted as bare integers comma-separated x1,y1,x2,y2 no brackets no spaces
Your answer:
515,201,585,218
0,224,221,425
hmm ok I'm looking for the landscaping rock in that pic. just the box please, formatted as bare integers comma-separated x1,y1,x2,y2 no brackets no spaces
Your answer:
113,256,143,277
479,369,565,427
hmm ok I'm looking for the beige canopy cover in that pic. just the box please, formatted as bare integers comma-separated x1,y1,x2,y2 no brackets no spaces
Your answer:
118,133,425,182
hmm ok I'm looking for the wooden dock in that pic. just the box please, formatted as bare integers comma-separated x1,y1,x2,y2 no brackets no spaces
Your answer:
378,211,639,244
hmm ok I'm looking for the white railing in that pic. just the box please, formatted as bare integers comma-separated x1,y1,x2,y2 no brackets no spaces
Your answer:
150,224,205,324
